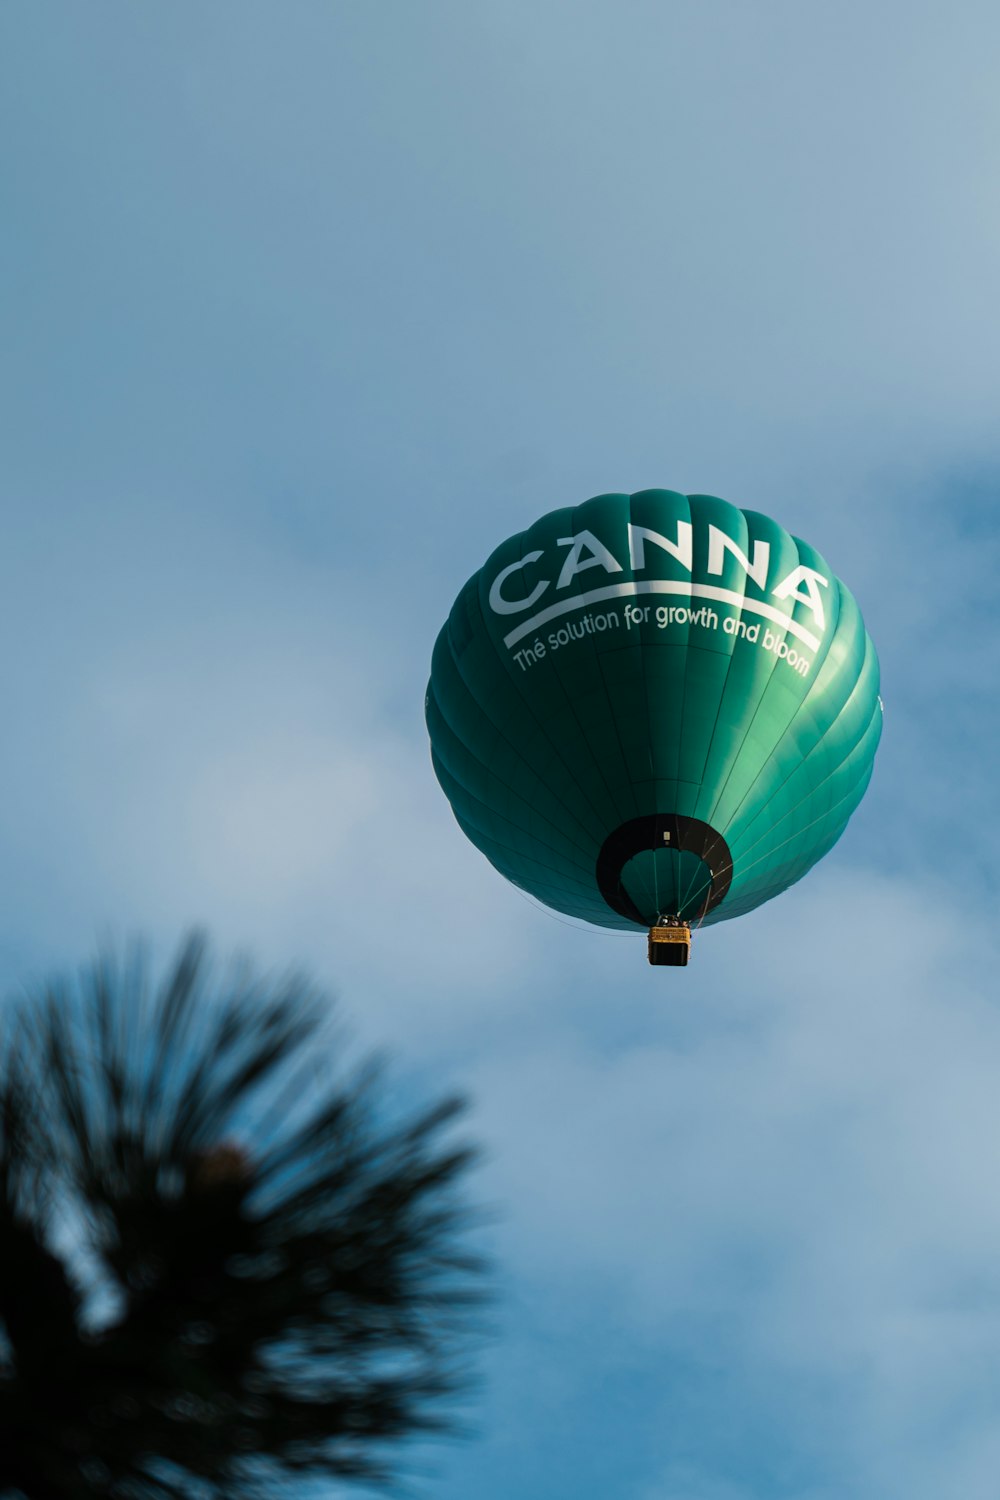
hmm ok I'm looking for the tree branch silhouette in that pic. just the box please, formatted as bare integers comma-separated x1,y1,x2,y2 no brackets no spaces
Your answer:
0,934,485,1499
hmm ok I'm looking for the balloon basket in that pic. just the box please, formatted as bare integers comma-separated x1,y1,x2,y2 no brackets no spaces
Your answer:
648,920,692,966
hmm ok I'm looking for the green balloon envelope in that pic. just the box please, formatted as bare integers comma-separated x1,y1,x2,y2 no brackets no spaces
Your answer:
426,490,881,933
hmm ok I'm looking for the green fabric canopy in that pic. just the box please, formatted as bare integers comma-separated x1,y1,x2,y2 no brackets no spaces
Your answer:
426,490,881,932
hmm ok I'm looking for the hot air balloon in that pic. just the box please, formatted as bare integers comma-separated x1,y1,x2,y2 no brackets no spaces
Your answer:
426,491,881,966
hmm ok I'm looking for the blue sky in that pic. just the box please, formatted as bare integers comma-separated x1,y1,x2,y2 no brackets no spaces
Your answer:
3,4,1000,1497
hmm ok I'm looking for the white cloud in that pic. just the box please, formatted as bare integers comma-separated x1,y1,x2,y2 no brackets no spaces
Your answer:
458,865,1000,1498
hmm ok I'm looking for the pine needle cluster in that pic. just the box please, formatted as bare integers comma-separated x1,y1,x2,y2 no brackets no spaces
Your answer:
0,935,484,1499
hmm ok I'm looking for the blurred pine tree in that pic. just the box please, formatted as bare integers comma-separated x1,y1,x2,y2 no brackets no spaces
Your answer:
0,934,485,1498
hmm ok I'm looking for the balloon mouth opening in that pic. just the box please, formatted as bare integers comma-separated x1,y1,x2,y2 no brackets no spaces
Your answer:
596,815,733,927
621,848,713,925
